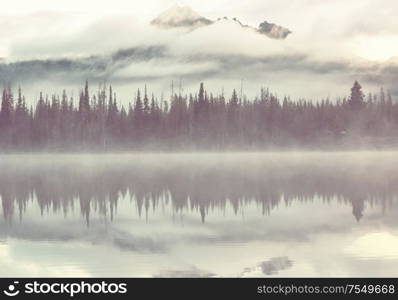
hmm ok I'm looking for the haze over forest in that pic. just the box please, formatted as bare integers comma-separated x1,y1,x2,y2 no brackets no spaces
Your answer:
0,80,397,150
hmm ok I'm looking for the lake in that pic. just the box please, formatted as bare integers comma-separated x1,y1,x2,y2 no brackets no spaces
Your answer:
0,152,398,277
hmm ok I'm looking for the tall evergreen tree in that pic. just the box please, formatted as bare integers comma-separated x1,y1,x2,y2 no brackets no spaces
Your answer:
349,81,365,110
0,88,13,128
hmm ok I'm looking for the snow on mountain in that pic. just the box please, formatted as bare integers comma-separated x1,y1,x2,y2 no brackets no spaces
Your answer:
151,6,291,39
150,5,213,29
258,21,291,39
218,17,292,39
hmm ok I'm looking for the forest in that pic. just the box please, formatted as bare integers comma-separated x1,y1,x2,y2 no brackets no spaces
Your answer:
0,80,397,150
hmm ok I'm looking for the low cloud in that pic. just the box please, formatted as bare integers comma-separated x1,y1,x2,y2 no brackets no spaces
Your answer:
1,44,397,101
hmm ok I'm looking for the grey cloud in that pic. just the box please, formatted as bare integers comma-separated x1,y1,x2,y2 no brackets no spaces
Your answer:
151,17,213,29
193,53,345,73
0,51,340,82
360,63,398,95
0,46,167,84
1,44,397,98
111,46,166,62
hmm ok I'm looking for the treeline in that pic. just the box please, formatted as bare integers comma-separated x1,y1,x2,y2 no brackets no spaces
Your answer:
0,80,397,150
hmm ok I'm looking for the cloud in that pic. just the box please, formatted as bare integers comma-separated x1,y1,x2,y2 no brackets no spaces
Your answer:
0,3,397,101
2,43,397,101
0,46,167,84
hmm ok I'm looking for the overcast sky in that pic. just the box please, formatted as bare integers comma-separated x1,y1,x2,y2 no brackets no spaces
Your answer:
1,0,398,102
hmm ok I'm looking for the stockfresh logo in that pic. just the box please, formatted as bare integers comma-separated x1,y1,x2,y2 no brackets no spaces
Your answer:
3,281,128,297
3,281,20,297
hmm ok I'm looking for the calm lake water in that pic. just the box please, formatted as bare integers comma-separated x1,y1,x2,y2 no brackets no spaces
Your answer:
1,152,398,277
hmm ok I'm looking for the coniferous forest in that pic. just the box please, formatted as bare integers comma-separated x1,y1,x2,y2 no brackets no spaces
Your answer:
0,80,397,151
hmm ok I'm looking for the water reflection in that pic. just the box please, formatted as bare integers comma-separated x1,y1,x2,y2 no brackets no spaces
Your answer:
0,152,397,277
0,152,397,224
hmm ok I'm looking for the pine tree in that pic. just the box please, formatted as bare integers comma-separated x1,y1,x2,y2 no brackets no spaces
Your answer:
0,87,13,128
78,80,90,126
349,81,364,110
143,85,150,115
227,89,239,140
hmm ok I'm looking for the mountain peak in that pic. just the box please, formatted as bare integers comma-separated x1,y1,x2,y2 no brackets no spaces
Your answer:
151,5,213,29
216,17,291,39
258,21,291,39
151,6,291,39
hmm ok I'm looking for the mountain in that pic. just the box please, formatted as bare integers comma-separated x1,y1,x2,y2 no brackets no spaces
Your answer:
258,21,291,39
218,17,292,39
151,6,291,40
150,5,213,29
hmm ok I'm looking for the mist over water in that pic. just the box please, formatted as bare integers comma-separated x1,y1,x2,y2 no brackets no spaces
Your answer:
1,152,398,277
